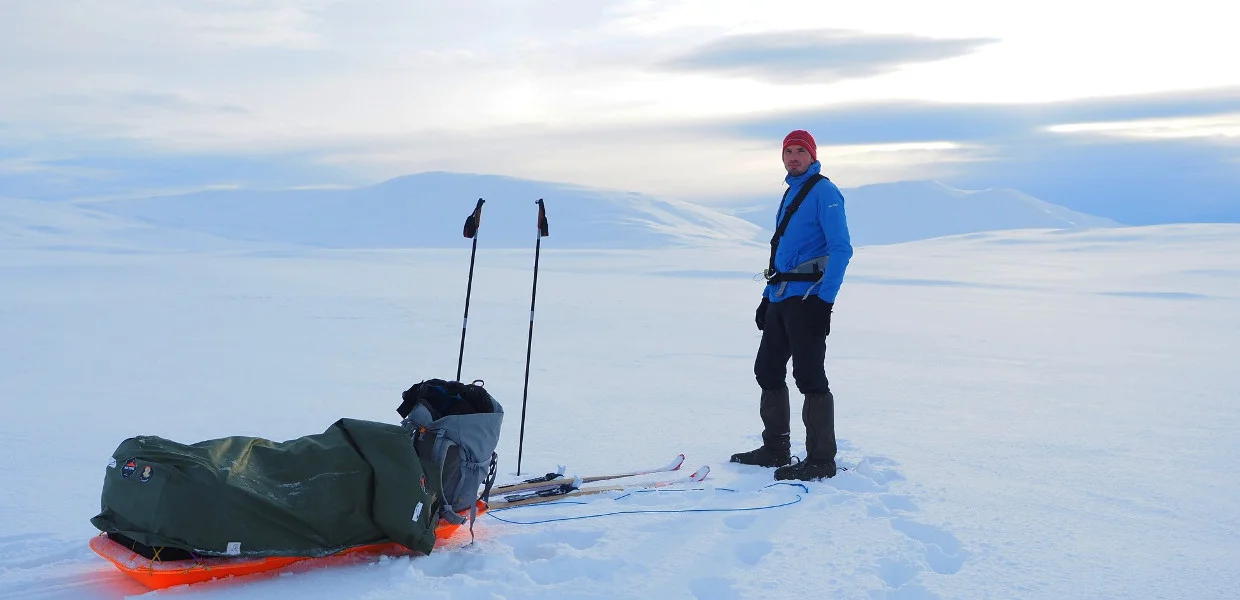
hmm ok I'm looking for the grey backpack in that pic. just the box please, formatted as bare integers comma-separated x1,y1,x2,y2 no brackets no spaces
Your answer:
397,379,503,534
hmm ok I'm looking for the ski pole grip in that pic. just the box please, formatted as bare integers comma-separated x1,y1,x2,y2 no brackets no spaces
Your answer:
464,198,485,238
536,199,549,237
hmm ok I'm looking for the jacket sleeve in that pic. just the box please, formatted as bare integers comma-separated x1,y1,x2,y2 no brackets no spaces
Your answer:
816,184,853,303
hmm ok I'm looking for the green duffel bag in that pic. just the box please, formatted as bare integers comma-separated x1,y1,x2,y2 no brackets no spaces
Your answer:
90,418,441,558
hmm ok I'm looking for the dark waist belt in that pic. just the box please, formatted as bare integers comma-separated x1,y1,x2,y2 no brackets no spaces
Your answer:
764,255,829,298
763,271,823,284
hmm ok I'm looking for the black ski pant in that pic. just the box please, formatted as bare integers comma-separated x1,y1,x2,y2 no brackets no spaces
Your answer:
754,296,837,462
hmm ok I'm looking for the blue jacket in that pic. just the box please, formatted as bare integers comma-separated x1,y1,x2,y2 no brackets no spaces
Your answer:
764,161,853,303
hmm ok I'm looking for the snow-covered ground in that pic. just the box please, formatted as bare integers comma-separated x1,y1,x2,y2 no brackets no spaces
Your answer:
1,224,1238,599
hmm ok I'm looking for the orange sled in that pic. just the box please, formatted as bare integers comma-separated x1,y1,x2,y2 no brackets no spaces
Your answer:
90,501,486,590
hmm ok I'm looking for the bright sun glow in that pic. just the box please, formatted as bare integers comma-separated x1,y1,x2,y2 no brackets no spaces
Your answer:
1048,113,1240,139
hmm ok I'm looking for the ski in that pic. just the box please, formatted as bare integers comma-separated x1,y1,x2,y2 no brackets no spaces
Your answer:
489,465,710,509
495,476,584,504
502,465,567,488
493,453,686,494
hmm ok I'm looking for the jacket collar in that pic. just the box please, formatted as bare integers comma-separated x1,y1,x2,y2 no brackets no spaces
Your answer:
785,161,822,187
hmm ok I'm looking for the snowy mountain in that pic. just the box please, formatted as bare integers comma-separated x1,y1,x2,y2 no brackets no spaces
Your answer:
843,180,1120,245
83,172,767,250
0,195,250,252
734,180,1119,246
71,174,1116,252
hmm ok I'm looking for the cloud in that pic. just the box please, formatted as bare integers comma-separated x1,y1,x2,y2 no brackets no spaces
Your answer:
2,3,1237,224
720,88,1240,145
0,139,358,202
714,88,1240,223
0,0,648,154
0,0,330,55
5,86,1238,225
660,29,997,84
42,92,250,116
1047,113,1240,139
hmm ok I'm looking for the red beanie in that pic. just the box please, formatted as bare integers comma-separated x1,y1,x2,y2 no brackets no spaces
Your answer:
783,130,817,161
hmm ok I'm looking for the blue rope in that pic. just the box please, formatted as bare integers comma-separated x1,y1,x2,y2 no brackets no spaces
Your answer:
486,483,809,525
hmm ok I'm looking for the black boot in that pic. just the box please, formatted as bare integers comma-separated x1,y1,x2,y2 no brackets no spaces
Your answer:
774,457,836,481
775,391,838,480
730,388,792,467
730,436,791,467
802,391,837,467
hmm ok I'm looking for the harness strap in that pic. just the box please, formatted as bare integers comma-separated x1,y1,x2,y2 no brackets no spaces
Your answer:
766,174,826,282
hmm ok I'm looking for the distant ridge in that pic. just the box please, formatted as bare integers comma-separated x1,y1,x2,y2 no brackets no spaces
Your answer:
5,173,1119,250
733,180,1118,246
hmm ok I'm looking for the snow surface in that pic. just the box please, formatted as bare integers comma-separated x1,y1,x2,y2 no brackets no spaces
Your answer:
1,220,1238,599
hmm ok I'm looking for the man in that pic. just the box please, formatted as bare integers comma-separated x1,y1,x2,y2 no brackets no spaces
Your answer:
730,129,853,481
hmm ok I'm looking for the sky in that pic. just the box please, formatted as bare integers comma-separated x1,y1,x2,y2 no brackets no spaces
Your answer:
2,0,1238,222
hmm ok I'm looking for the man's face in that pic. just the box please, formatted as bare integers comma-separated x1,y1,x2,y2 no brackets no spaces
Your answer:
783,145,812,176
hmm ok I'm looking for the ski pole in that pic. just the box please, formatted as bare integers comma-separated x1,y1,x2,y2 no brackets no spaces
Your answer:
456,198,485,382
516,199,549,475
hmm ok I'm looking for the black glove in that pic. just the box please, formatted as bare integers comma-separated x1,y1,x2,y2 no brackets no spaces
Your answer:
803,295,834,336
755,297,770,331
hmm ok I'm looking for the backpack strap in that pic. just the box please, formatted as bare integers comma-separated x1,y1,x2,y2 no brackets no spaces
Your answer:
422,432,498,542
463,452,499,541
427,431,468,526
765,174,826,282
406,407,468,527
482,452,498,504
